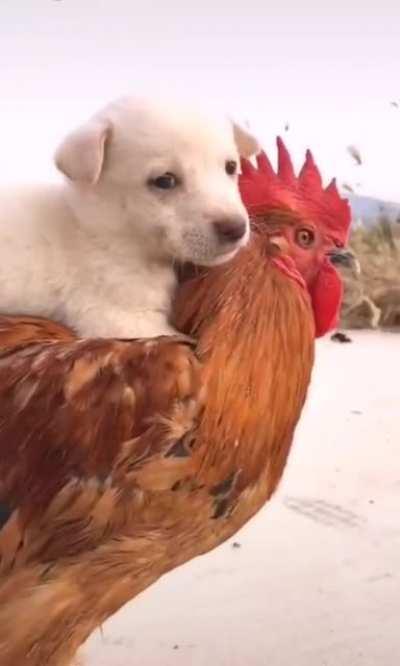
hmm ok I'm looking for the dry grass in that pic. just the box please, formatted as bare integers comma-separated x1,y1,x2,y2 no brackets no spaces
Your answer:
350,217,400,293
340,217,400,329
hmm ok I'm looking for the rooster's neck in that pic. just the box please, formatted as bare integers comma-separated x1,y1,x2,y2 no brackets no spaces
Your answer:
175,243,315,500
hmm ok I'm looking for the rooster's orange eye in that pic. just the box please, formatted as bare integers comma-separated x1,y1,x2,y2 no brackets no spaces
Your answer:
295,228,315,248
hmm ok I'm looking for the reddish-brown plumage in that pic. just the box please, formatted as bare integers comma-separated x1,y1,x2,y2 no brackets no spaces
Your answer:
175,239,314,493
0,247,314,666
0,139,347,665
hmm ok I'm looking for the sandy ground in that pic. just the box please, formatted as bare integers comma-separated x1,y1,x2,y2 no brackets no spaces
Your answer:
84,331,400,666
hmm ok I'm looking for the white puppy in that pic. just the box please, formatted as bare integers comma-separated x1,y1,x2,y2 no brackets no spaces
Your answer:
0,96,258,338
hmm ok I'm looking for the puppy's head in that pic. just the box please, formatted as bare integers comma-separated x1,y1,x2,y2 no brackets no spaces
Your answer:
55,97,259,266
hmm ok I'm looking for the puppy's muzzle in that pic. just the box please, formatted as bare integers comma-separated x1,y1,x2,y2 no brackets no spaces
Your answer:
213,217,248,244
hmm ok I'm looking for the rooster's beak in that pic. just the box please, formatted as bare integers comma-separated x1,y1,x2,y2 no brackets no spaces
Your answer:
328,248,361,276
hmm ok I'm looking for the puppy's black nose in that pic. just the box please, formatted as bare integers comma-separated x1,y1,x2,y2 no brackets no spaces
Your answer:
213,217,248,243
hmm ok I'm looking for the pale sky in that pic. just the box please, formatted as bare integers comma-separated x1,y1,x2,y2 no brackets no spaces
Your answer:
0,1,399,201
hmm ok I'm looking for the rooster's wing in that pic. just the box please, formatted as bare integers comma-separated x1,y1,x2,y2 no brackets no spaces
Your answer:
0,315,206,664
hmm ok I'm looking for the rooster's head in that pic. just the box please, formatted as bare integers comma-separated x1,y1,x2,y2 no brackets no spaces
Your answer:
239,138,353,337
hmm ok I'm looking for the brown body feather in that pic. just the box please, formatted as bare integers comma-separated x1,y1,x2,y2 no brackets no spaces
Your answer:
0,238,314,665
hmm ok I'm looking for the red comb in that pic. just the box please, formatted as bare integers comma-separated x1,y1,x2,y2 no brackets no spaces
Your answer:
239,137,351,247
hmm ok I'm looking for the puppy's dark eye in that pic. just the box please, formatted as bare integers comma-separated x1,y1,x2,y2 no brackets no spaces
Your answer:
295,228,315,248
225,160,237,176
150,173,179,190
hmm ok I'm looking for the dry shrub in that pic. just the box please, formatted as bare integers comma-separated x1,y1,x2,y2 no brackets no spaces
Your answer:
340,217,400,329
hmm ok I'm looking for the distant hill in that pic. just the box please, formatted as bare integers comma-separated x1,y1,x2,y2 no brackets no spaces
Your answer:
347,194,400,226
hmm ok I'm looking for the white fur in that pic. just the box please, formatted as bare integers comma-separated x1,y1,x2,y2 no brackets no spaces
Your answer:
0,96,258,338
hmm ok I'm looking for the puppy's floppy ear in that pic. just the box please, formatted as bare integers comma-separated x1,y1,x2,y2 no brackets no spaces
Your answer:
54,118,112,185
232,122,260,158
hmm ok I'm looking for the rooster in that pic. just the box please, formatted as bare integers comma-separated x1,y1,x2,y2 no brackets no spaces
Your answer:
0,139,351,666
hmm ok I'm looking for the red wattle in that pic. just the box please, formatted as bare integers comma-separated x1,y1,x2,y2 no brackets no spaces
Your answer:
309,258,343,337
